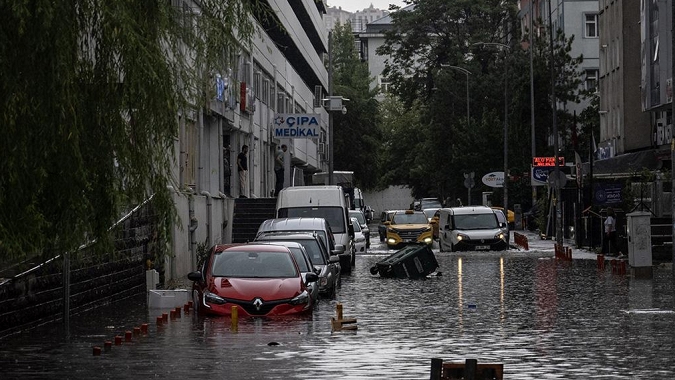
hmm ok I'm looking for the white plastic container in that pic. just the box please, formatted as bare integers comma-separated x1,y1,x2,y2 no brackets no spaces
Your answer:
148,289,189,309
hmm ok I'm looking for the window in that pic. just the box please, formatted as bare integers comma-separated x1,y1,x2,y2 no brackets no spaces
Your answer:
585,69,599,92
585,13,598,38
378,75,390,94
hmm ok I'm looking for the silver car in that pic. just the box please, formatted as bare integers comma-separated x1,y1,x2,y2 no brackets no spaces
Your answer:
254,232,341,298
349,209,371,248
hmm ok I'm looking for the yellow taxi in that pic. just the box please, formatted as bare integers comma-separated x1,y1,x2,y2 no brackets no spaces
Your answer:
383,210,435,249
491,207,514,224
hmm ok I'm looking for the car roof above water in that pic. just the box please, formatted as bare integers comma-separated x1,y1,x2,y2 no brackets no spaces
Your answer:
444,206,495,215
258,217,330,233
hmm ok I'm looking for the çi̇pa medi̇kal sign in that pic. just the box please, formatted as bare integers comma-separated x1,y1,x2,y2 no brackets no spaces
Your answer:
273,114,320,138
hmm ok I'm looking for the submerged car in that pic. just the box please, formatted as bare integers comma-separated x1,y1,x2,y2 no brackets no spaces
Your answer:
187,244,318,317
250,241,320,305
349,209,370,248
254,232,341,298
384,210,435,249
378,210,402,242
351,217,367,254
438,206,508,252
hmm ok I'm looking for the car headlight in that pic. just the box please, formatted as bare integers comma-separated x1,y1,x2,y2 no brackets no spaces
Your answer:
495,232,506,241
423,237,433,244
387,238,396,245
290,290,309,305
320,276,328,286
204,290,227,305
457,233,470,241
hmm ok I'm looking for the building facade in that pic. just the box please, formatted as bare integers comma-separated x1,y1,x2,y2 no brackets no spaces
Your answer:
325,4,389,32
166,0,330,280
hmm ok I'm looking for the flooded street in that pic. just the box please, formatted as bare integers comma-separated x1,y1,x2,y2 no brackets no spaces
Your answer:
2,231,675,379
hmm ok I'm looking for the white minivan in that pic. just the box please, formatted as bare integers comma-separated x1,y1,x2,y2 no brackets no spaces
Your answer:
438,206,508,252
276,185,355,273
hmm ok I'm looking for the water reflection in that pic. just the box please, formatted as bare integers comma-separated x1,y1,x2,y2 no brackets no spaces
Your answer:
2,244,675,379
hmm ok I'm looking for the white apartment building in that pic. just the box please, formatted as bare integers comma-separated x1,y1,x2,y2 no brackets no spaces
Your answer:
325,4,389,32
166,0,330,281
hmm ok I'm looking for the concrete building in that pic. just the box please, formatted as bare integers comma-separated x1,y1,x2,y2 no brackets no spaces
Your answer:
325,4,389,32
519,0,600,122
166,0,330,281
356,5,414,101
596,0,651,163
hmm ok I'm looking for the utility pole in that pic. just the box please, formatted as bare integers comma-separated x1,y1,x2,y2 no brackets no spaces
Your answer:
549,0,563,244
328,31,334,186
530,1,537,210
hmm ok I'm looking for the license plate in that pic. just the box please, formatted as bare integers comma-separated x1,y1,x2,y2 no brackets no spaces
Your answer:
475,245,489,250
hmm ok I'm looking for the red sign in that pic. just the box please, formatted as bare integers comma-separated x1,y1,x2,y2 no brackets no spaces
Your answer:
532,156,565,167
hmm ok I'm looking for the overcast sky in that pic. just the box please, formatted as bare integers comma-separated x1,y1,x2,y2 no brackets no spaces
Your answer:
326,0,407,13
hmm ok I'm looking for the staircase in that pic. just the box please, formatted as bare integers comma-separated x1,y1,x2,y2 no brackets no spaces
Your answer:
232,198,277,243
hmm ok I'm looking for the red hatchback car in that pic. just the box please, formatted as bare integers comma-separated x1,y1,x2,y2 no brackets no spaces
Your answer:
187,243,318,317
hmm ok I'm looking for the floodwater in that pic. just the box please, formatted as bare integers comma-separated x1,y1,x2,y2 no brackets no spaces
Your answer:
2,232,675,379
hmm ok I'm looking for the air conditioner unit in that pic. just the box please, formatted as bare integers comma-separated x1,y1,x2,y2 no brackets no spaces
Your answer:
318,142,325,155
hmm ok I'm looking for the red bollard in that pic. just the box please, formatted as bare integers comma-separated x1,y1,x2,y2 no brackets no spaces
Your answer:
156,316,163,326
125,331,132,342
175,307,182,317
184,303,190,313
141,323,148,334
133,327,141,336
104,341,112,352
597,254,605,269
114,336,122,345
93,346,102,356
162,313,168,322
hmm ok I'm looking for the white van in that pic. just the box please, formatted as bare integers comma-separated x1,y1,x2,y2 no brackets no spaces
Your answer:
276,186,355,273
438,206,508,252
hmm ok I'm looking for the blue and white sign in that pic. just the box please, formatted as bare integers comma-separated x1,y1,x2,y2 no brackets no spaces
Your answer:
273,114,320,138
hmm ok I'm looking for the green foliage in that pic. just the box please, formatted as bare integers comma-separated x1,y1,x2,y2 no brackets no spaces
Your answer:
0,1,262,260
374,0,590,210
330,22,382,190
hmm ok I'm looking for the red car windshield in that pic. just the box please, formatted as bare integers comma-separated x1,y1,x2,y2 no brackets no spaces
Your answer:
211,251,298,278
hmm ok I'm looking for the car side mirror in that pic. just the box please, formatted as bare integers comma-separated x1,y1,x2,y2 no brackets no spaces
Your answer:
305,272,319,283
329,255,340,263
187,271,203,282
334,244,346,254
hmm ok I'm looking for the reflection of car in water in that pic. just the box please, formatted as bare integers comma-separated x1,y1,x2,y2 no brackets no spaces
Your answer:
384,210,435,249
438,206,508,252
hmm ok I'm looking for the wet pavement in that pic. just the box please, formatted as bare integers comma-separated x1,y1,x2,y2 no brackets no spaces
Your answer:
1,229,675,379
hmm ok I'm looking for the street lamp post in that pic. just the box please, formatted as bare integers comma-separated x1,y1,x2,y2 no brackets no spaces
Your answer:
473,42,511,216
440,65,472,131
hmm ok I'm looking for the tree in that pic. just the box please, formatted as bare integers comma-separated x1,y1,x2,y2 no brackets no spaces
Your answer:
0,1,264,260
374,0,590,210
330,22,382,190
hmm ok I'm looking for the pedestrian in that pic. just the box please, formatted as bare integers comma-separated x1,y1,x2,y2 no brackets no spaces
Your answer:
274,144,287,196
602,207,617,256
237,144,248,198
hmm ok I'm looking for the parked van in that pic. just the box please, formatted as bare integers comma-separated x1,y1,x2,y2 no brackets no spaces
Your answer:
276,186,355,273
438,206,508,252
